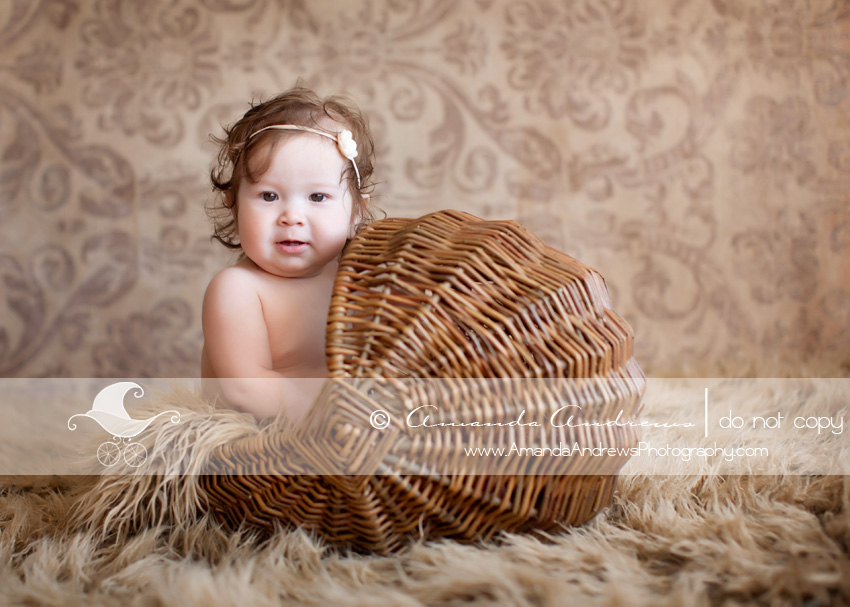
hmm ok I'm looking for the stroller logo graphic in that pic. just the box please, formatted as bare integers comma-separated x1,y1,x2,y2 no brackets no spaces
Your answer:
67,382,180,467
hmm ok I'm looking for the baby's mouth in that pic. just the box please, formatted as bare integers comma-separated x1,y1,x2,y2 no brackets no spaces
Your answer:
276,239,308,253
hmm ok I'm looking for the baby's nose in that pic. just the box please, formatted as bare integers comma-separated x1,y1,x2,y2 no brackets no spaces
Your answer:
277,204,305,225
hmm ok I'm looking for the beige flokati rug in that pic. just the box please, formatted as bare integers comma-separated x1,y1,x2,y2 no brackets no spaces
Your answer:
1,377,849,607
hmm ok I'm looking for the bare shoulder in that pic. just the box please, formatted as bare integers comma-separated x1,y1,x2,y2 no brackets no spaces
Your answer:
202,260,267,328
206,258,264,290
202,258,275,377
204,259,267,304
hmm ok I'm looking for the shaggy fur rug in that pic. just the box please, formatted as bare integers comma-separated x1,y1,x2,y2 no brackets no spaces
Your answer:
1,375,849,606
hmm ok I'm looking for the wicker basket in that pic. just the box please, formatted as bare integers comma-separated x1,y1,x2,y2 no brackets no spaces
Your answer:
200,210,645,554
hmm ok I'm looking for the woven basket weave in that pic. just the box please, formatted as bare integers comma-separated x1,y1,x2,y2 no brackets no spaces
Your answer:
200,210,645,554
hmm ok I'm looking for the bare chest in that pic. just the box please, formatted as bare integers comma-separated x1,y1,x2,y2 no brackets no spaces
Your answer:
257,276,334,374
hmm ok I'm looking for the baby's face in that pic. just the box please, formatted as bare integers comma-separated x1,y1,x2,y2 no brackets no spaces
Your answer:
234,132,357,278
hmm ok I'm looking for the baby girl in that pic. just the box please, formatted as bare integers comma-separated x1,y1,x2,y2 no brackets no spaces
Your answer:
201,87,375,421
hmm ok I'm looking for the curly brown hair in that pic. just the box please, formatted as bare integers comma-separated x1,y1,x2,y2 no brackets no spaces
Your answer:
208,86,377,251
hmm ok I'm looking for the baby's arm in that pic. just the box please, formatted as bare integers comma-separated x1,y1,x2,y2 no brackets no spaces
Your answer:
201,267,313,421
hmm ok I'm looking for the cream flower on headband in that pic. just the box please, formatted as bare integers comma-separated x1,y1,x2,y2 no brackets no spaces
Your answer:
337,130,358,160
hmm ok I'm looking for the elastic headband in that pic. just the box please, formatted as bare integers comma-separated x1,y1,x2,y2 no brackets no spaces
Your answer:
249,124,361,189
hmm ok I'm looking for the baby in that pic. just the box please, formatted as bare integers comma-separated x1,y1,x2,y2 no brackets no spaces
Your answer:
201,87,375,421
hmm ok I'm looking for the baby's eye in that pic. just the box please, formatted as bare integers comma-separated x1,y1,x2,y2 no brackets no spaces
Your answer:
309,193,328,203
261,192,278,202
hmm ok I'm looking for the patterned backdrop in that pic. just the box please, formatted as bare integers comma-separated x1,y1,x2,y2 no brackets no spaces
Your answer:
1,0,849,378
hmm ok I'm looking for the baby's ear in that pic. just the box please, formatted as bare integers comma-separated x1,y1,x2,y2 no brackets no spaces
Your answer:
226,193,237,225
350,194,369,236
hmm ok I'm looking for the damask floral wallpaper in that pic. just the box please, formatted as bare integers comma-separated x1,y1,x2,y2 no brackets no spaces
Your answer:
1,0,848,378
